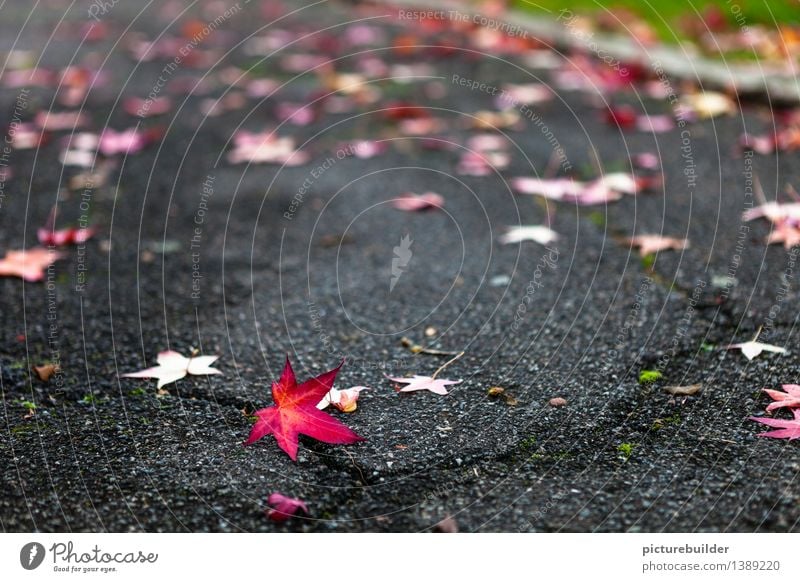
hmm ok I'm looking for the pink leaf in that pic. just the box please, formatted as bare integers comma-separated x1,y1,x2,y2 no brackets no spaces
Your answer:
391,192,444,211
628,235,689,256
266,493,308,522
750,409,800,440
763,384,800,412
0,248,62,282
386,374,462,396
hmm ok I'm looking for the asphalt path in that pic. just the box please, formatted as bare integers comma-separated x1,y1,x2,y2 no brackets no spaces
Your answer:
1,0,799,532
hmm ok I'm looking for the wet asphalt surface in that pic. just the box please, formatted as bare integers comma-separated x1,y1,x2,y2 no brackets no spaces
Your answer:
1,0,799,532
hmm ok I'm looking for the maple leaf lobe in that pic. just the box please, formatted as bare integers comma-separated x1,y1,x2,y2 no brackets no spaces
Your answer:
245,358,364,461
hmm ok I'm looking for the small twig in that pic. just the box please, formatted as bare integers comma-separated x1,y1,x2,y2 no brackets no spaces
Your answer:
431,351,465,380
342,448,366,484
752,325,763,342
400,337,459,356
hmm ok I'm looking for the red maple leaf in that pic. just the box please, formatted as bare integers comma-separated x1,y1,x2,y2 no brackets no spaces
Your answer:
244,357,364,460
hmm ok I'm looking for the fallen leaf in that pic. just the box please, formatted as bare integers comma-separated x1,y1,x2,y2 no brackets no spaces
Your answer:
633,152,660,170
266,492,308,522
628,235,689,256
678,91,736,119
386,374,462,396
487,386,505,397
750,409,800,440
0,248,62,281
99,128,149,156
470,109,520,130
123,96,172,117
398,118,445,135
499,225,559,245
512,177,583,200
497,83,552,107
34,110,88,131
390,192,444,211
227,130,308,166
603,104,637,129
727,339,787,360
34,363,60,382
765,221,800,249
317,386,368,413
636,114,675,133
8,123,44,149
244,357,364,461
743,202,800,223
38,226,95,247
763,384,800,412
456,150,510,175
275,101,316,126
122,350,222,388
664,384,702,396
338,140,387,159
433,516,458,533
512,173,650,205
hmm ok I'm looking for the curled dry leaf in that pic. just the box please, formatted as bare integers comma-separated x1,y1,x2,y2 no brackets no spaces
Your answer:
34,363,60,382
487,385,517,406
317,386,368,413
487,386,505,397
663,384,702,396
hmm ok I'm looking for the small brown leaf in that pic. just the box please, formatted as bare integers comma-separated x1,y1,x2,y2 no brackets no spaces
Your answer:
33,363,60,382
487,386,505,397
664,383,702,396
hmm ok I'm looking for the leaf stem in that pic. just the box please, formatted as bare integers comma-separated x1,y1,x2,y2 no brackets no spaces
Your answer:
431,351,465,380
